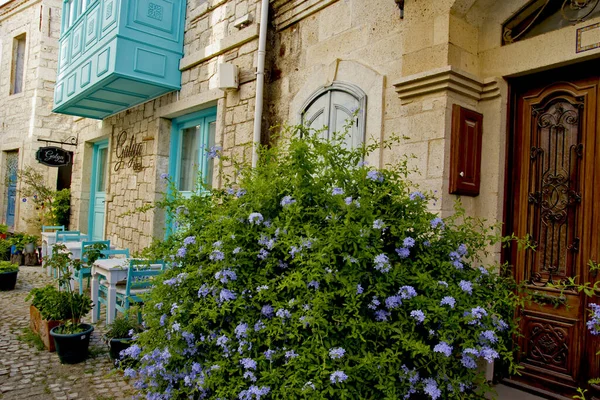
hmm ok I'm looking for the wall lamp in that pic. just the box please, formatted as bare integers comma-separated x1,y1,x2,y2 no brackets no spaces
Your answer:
395,0,405,18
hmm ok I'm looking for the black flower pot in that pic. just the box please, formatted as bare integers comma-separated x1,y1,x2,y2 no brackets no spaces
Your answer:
0,270,18,291
50,324,94,364
109,338,133,360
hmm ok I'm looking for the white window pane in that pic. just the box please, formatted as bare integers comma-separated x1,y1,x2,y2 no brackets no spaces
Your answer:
303,94,330,140
179,126,200,192
330,90,361,149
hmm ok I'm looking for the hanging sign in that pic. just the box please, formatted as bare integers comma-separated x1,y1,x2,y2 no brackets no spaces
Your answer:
35,146,72,167
114,130,144,172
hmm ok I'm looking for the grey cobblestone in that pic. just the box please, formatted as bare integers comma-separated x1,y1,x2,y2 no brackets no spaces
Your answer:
0,267,136,399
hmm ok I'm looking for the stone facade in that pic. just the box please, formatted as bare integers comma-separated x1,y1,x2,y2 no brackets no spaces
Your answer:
58,0,600,260
0,0,73,233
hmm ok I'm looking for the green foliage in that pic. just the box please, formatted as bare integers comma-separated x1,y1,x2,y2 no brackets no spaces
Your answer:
37,244,94,329
0,224,8,235
9,232,39,251
0,260,18,273
0,239,11,261
18,167,71,230
106,316,143,339
18,327,46,351
130,125,519,399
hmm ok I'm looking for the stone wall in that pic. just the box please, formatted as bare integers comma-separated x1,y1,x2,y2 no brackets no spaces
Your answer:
0,0,73,233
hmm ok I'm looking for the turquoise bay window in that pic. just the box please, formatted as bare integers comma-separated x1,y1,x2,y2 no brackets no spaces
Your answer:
53,0,186,119
169,108,217,198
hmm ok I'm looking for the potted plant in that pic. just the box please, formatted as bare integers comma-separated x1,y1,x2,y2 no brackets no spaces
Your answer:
0,261,18,290
26,285,74,351
0,224,8,240
104,315,143,361
45,243,94,363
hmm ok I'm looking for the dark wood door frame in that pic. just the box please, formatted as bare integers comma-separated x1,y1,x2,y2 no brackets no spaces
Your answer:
503,59,600,399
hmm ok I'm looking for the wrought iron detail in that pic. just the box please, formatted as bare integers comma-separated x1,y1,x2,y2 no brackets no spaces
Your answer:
503,0,600,45
36,136,78,147
526,98,582,286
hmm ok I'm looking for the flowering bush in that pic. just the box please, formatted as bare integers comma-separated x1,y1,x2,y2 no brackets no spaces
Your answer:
128,126,518,399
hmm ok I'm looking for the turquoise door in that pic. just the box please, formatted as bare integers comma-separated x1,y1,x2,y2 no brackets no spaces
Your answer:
89,141,108,241
5,151,18,228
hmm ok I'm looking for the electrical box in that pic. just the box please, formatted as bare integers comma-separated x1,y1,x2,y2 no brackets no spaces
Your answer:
449,105,483,196
218,63,239,91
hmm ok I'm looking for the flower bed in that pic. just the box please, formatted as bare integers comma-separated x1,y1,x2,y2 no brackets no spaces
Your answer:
127,127,518,399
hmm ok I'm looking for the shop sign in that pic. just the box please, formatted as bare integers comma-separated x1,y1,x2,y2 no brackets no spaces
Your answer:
35,146,71,167
115,131,144,172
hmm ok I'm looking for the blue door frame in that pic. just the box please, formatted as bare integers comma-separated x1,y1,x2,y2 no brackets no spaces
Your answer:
88,140,109,240
5,151,18,228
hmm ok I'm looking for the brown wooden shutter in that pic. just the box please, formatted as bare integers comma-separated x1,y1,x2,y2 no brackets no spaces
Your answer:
449,105,483,196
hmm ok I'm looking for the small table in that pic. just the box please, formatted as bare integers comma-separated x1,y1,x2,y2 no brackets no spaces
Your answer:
91,258,162,324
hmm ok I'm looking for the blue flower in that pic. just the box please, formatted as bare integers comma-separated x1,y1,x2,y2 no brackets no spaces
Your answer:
261,304,274,318
410,310,425,324
433,341,453,357
235,323,249,339
457,243,468,256
368,296,381,310
399,286,417,299
160,173,169,180
183,236,196,245
307,280,319,289
331,187,344,195
248,212,264,225
176,247,187,258
366,170,384,182
264,349,275,360
254,320,265,332
218,289,236,303
198,284,210,298
375,309,391,321
285,350,298,360
403,237,416,248
280,195,296,207
215,269,237,283
233,247,241,254
236,188,247,198
330,370,348,384
344,196,353,205
430,217,444,228
422,378,441,400
479,330,497,344
374,253,391,273
276,308,291,319
409,191,425,201
396,247,410,259
210,249,225,261
356,284,364,294
240,358,257,370
385,295,402,309
329,347,346,359
257,249,269,260
479,346,499,363
172,322,180,332
459,280,473,294
438,280,448,287
461,348,479,369
440,296,456,308
207,145,222,159
303,381,316,391
373,219,385,229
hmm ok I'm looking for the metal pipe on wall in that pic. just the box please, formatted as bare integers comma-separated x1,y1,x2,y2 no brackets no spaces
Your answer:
251,0,269,168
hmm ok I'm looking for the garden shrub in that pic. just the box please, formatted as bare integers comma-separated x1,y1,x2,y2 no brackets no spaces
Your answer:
128,126,518,399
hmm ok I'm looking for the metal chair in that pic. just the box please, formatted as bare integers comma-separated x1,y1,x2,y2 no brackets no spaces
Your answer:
96,249,131,323
75,240,110,295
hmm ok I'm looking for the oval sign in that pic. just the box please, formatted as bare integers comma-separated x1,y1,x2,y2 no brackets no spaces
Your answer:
35,146,72,167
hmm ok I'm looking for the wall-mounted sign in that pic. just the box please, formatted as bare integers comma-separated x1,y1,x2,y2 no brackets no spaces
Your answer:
114,130,144,172
577,22,600,53
35,146,72,167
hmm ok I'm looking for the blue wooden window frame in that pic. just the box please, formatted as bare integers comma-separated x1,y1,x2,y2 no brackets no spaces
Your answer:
62,0,97,34
168,107,217,197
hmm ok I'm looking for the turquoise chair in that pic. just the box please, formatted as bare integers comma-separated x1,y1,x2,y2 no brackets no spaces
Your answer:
56,231,88,242
114,259,166,321
42,225,65,232
96,249,131,322
75,240,110,295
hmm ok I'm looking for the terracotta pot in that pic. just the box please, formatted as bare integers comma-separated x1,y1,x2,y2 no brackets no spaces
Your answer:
29,305,64,352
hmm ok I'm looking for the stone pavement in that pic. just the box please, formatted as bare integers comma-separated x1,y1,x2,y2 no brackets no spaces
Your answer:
0,266,135,400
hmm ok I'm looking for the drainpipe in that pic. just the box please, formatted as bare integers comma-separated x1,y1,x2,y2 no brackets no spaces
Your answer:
252,0,269,168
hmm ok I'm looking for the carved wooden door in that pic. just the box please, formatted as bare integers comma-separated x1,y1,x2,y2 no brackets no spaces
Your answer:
509,74,600,398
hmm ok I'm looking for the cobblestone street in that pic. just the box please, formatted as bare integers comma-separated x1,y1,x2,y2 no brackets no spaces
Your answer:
0,267,135,400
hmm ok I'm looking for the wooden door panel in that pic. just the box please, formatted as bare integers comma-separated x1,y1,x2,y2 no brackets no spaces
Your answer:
510,77,599,397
